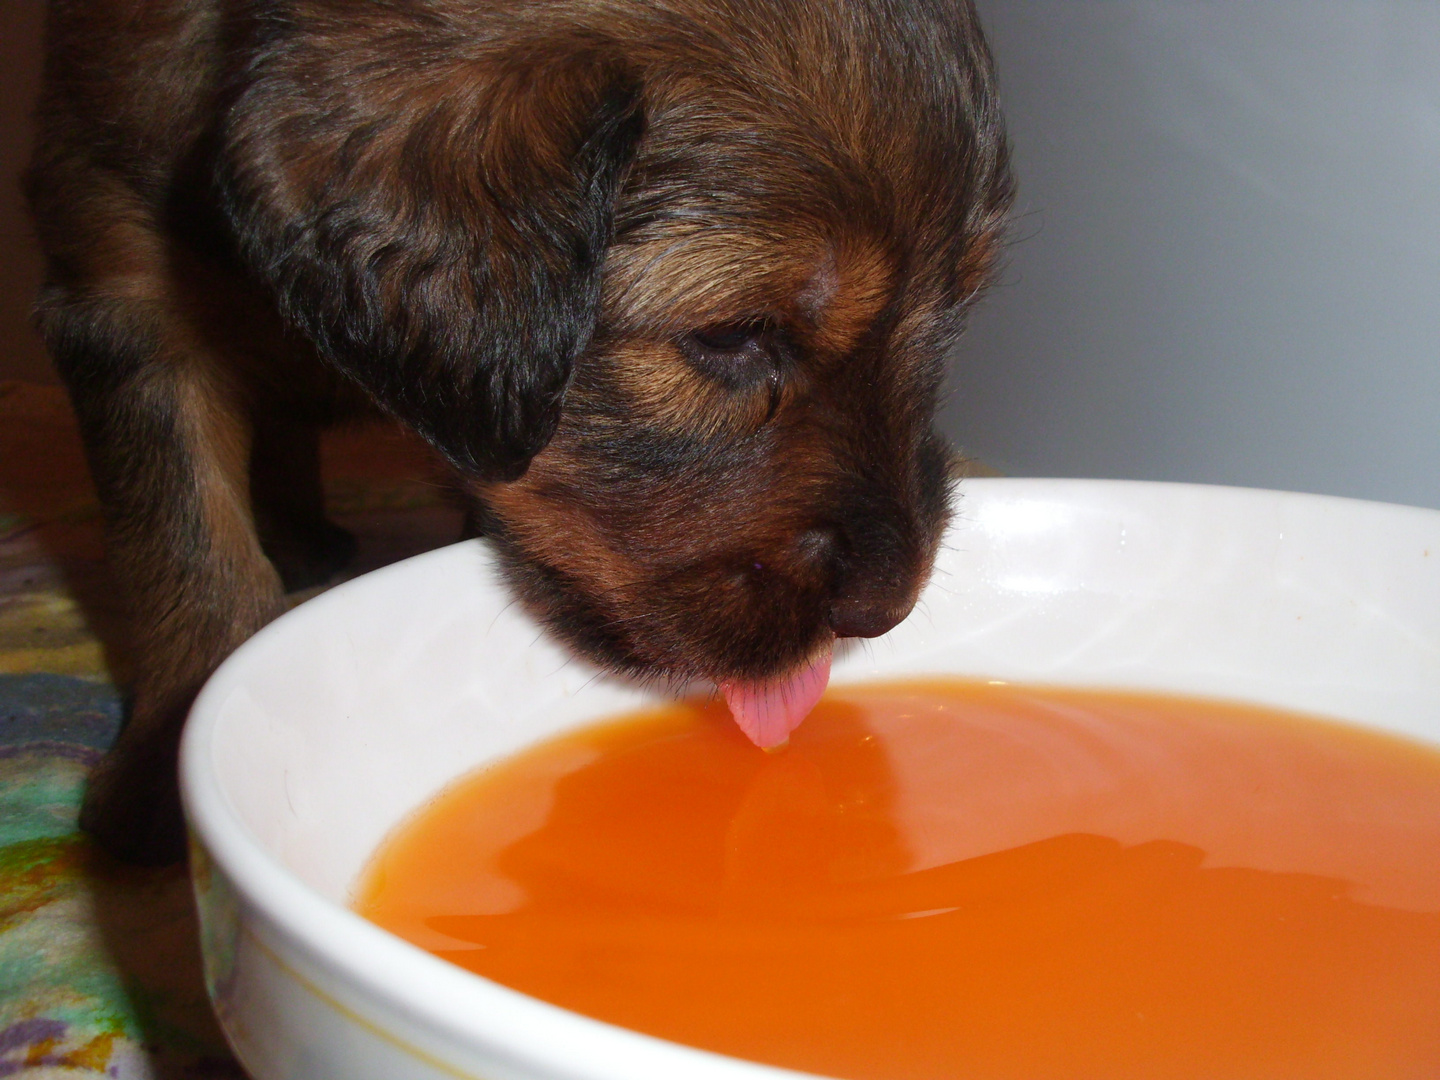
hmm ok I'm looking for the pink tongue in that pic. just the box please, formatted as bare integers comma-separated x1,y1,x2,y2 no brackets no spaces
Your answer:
720,644,833,749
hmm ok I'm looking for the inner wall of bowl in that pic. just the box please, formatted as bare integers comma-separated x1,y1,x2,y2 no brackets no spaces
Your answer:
204,480,1440,905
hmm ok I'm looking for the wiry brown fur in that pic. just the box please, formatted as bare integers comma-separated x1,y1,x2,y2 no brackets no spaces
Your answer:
28,0,1012,863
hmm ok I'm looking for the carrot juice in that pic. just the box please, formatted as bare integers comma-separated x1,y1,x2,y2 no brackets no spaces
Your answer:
356,680,1440,1080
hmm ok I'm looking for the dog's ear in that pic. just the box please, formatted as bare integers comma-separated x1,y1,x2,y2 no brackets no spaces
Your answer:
218,37,645,480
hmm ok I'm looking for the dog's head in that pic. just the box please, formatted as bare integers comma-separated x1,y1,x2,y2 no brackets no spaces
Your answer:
221,0,1011,690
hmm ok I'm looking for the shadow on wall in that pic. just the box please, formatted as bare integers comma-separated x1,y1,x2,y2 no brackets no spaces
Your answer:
1,0,49,384
945,1,1440,510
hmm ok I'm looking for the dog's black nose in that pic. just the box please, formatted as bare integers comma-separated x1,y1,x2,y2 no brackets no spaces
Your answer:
828,594,907,639
820,511,926,639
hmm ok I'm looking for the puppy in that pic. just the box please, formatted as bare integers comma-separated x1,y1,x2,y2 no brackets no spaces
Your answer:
28,0,1012,863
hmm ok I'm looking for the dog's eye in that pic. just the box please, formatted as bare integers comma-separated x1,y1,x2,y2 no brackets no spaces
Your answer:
678,321,786,392
693,325,761,351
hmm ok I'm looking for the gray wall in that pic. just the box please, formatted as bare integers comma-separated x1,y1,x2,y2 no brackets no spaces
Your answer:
945,1,1440,509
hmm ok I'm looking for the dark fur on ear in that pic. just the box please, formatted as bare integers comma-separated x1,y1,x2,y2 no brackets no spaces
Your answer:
217,18,645,480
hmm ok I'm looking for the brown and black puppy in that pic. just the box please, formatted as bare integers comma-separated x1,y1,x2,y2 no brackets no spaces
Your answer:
27,0,1012,863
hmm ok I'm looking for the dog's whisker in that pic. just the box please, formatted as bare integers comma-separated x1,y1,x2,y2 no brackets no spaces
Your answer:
486,597,522,637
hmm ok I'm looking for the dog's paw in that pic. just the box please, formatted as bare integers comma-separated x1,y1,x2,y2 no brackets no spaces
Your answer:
79,743,189,866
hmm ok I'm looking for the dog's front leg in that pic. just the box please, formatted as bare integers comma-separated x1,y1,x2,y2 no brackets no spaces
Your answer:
41,281,287,864
251,411,357,593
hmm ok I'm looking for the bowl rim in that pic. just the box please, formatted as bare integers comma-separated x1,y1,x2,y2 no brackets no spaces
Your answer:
180,476,1440,1080
183,538,842,1080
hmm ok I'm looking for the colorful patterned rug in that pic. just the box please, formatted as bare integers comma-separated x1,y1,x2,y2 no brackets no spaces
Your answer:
0,381,462,1078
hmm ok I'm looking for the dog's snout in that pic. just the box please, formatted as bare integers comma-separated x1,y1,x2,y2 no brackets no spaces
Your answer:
792,526,841,574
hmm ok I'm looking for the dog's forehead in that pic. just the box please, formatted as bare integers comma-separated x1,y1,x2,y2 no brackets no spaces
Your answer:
580,0,1010,348
600,220,909,361
604,223,837,319
605,124,996,342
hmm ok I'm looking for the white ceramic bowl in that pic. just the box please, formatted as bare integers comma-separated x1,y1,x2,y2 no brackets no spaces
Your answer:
180,478,1440,1080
